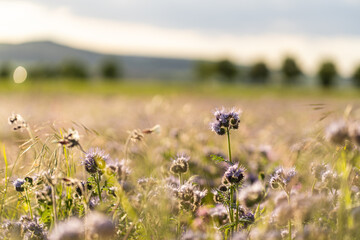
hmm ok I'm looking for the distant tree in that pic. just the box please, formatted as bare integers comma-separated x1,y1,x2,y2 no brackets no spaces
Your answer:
352,65,360,87
61,59,88,79
216,59,238,82
249,61,269,83
194,61,216,81
0,62,11,78
281,57,302,84
29,64,60,79
100,57,122,80
317,61,337,88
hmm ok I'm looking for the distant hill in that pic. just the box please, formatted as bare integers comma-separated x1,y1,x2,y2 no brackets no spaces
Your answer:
0,41,196,80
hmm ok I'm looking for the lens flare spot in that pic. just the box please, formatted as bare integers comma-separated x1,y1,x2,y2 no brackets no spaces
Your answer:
13,66,27,83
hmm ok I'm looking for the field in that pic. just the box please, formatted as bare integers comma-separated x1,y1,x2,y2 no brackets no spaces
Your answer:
0,80,359,240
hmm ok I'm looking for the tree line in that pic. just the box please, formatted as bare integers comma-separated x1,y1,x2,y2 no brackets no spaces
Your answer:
195,57,360,88
0,57,122,80
1,56,360,88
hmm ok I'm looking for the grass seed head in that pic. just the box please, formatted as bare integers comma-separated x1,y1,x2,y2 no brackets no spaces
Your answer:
59,128,80,148
8,113,27,131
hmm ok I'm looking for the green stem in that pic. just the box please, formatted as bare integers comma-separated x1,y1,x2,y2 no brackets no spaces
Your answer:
124,135,131,160
51,185,57,228
229,186,234,232
64,146,70,178
178,173,182,237
0,145,9,221
287,193,291,240
235,188,239,231
311,179,316,194
24,188,33,219
96,173,103,202
226,128,232,164
177,211,182,238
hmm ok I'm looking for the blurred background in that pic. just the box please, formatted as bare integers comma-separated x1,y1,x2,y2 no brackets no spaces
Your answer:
0,0,360,93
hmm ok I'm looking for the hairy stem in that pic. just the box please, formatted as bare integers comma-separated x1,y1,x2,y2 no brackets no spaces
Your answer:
226,128,232,164
311,179,316,194
96,173,103,202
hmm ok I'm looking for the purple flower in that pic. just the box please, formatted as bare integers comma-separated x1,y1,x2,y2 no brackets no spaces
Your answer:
83,148,110,174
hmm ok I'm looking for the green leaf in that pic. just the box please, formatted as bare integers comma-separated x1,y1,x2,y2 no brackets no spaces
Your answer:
210,155,230,164
218,221,236,230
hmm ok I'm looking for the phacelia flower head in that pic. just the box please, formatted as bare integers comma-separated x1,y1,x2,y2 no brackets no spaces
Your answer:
209,204,228,225
210,122,226,136
35,186,52,204
83,148,110,174
107,159,131,182
349,122,360,146
212,189,229,204
270,167,297,193
170,154,190,174
174,181,207,211
321,170,340,190
222,163,246,185
50,217,84,240
311,163,328,181
85,212,116,238
325,120,349,145
13,178,25,192
238,181,265,208
210,108,242,135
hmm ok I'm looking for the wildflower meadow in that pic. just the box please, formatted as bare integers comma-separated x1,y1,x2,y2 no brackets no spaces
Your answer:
0,92,359,240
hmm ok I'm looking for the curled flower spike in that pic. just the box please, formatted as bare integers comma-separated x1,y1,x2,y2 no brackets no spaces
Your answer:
211,122,226,135
212,189,229,204
106,160,131,182
170,154,190,174
270,167,297,193
222,163,246,185
174,181,207,211
311,163,328,181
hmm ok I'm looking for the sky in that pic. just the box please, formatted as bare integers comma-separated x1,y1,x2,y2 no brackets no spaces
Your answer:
1,0,360,75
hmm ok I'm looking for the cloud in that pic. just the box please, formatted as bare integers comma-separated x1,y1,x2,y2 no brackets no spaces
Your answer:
0,1,360,76
29,0,360,36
